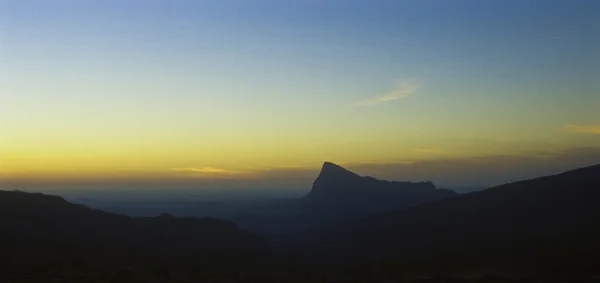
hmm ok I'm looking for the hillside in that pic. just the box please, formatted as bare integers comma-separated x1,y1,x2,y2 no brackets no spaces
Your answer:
0,190,267,260
293,164,600,274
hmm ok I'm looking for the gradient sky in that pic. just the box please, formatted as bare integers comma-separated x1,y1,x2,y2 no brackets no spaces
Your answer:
1,0,599,188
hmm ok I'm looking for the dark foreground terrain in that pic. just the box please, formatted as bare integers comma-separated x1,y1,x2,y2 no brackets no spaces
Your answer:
1,259,598,282
1,163,599,282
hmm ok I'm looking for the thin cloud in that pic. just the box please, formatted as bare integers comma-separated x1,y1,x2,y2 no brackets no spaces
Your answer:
357,81,418,106
413,148,442,154
170,167,230,173
344,147,600,187
564,125,600,134
169,167,256,180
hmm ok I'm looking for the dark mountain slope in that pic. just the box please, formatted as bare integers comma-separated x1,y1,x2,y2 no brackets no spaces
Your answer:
297,164,600,265
0,190,266,259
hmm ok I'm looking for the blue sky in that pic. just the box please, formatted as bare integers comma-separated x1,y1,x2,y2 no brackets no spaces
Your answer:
1,0,598,188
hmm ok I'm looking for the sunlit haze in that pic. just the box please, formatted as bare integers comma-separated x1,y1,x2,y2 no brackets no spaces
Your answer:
1,0,598,190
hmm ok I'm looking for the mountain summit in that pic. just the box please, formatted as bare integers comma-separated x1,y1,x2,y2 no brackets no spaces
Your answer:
304,162,456,210
319,161,362,180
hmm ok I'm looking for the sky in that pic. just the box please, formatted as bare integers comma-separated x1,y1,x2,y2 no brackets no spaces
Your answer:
1,0,599,190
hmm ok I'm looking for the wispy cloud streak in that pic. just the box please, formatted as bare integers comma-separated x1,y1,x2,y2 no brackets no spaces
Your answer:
564,125,600,134
412,148,442,153
357,81,418,106
170,167,232,174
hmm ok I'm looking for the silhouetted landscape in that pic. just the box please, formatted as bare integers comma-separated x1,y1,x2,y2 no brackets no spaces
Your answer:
67,162,458,236
3,0,598,282
2,163,600,282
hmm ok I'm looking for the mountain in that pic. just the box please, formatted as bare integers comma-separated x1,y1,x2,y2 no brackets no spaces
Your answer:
0,190,267,261
295,163,600,272
176,162,458,236
302,162,456,218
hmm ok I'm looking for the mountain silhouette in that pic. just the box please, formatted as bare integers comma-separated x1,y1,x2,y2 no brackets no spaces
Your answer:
184,162,458,236
2,164,600,281
0,190,267,260
303,162,456,213
296,163,600,271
